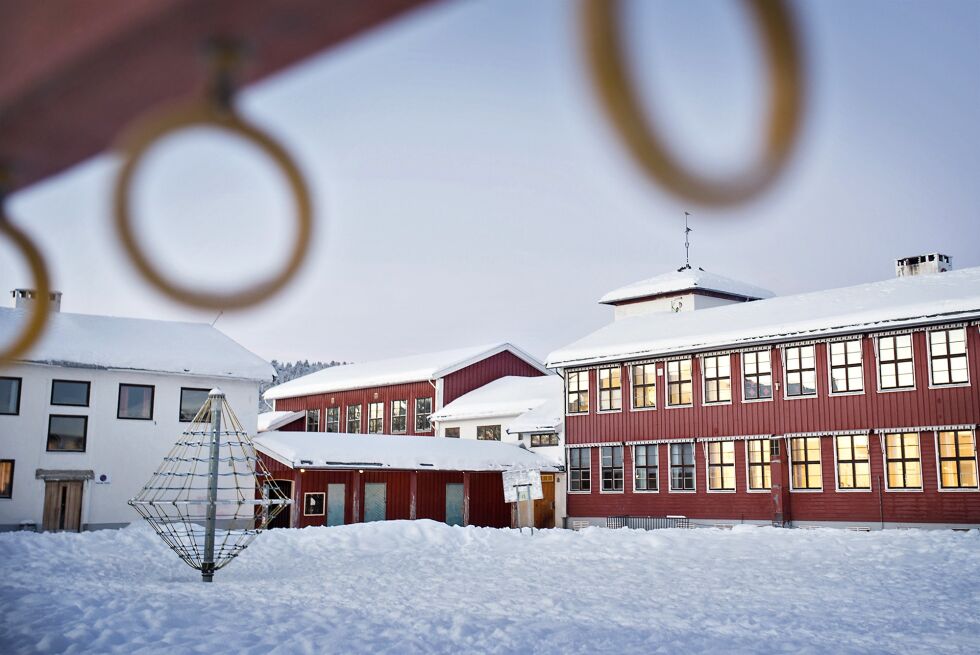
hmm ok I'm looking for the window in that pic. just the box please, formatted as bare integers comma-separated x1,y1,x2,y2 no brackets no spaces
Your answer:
631,364,656,409
937,430,978,490
325,407,340,432
884,433,921,490
117,383,154,420
790,437,822,490
669,442,695,491
178,387,209,422
829,340,864,393
746,439,771,490
597,367,622,411
707,441,736,490
569,448,591,492
368,402,383,434
477,425,501,441
566,371,589,414
415,397,433,432
304,492,325,516
929,328,968,386
445,427,460,438
531,433,559,447
784,346,816,397
600,446,624,491
51,380,91,407
835,435,871,490
306,409,321,432
742,351,772,400
346,404,361,433
666,360,693,407
390,400,407,433
0,377,22,415
878,334,914,390
47,415,87,452
702,355,731,404
633,445,658,491
0,460,13,499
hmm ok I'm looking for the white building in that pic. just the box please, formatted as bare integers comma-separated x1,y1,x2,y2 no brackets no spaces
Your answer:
0,292,273,531
430,375,566,528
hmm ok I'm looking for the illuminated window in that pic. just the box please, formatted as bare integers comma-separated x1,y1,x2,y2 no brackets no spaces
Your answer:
566,371,589,414
414,397,433,432
784,346,816,397
306,409,320,432
702,355,731,404
631,364,657,409
706,441,736,490
633,445,658,491
742,351,772,400
791,437,822,490
368,402,383,434
666,360,693,407
598,367,622,411
445,427,460,438
884,433,921,490
670,442,695,490
477,425,501,441
325,407,340,432
747,439,771,490
569,448,591,492
346,404,361,433
835,435,871,490
878,334,914,390
390,400,407,433
0,460,13,499
601,446,624,491
829,340,864,393
937,430,978,489
929,328,968,386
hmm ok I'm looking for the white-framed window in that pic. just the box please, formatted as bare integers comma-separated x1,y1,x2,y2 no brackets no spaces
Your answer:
325,406,340,432
883,432,922,491
346,404,362,433
530,433,559,447
790,436,822,490
666,360,693,407
834,435,871,490
706,441,736,491
741,351,772,401
702,355,731,404
600,446,624,492
305,409,320,432
928,328,969,386
414,397,433,432
368,402,383,434
784,345,817,397
303,492,325,516
937,430,978,490
631,363,657,409
390,400,407,433
829,340,864,394
566,371,589,414
568,448,591,492
746,439,771,491
633,445,658,492
669,442,695,491
877,334,914,390
597,367,622,412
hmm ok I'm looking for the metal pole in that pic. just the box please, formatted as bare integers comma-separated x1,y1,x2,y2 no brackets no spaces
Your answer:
202,389,223,582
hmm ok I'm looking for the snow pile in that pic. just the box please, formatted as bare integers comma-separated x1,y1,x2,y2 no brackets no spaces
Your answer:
1,522,978,653
430,375,561,422
505,395,563,436
599,267,775,304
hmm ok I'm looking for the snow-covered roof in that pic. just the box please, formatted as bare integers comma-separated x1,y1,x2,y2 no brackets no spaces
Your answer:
599,267,775,305
257,410,306,433
506,395,564,435
264,343,547,400
429,375,561,422
255,431,557,472
0,308,274,381
549,267,980,369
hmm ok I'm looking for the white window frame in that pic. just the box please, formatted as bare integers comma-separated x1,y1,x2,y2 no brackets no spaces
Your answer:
744,438,771,493
882,432,923,493
827,339,865,396
565,370,590,415
324,406,341,433
701,354,733,406
665,359,694,409
926,327,970,389
599,445,625,494
740,350,774,404
781,344,818,400
367,402,384,434
390,400,408,434
567,447,592,494
832,434,872,493
631,444,659,493
874,333,916,393
305,408,320,432
414,397,433,433
346,404,362,433
788,436,823,492
597,366,623,414
934,430,979,493
628,363,658,412
704,441,736,493
303,492,326,516
668,442,697,493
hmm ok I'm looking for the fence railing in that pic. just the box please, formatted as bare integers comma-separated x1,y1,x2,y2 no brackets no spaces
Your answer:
606,516,691,530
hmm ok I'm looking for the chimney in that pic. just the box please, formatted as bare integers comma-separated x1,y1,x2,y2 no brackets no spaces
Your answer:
11,288,62,312
895,253,951,278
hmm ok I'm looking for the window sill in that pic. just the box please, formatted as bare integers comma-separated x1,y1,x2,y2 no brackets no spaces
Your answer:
782,394,818,401
828,390,865,397
937,487,980,493
883,487,923,493
703,401,733,407
927,382,971,390
876,386,916,394
789,488,824,493
741,396,774,404
629,406,657,412
665,404,694,410
668,489,697,494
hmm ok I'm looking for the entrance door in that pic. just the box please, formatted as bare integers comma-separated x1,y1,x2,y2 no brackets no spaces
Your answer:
42,480,83,532
364,483,386,522
265,480,293,529
326,483,346,526
445,483,464,526
533,474,556,529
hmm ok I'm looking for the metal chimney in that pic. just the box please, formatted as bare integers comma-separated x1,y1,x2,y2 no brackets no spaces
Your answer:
11,288,62,312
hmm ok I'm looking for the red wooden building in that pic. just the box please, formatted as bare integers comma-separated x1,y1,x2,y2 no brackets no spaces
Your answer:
263,343,549,436
547,258,980,529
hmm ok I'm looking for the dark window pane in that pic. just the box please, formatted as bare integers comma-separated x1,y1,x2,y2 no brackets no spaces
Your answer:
51,380,90,407
48,415,87,451
0,377,21,415
118,384,154,419
179,388,209,422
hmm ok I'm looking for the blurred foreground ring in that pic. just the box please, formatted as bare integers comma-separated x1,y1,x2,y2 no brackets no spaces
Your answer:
112,101,312,310
582,0,804,207
0,215,51,363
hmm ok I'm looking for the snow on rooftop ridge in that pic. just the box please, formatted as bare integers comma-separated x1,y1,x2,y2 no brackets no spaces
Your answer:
264,343,547,401
0,307,274,381
599,268,775,305
506,395,564,435
254,431,557,472
549,266,980,368
258,410,306,432
430,375,561,422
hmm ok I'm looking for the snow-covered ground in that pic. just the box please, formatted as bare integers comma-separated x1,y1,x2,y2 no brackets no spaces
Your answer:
2,522,979,654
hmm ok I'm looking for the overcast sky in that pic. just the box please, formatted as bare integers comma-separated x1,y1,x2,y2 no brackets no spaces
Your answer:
2,0,978,365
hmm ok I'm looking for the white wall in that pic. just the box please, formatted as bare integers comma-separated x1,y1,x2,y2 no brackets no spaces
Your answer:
0,363,260,530
612,292,753,320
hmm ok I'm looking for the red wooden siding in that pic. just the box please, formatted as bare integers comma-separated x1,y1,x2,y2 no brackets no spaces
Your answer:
443,350,545,405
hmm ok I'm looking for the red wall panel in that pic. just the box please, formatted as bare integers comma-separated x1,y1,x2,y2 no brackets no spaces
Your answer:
443,350,545,405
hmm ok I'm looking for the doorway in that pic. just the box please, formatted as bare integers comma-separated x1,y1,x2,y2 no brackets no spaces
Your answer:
533,474,556,529
326,483,346,526
445,483,464,526
42,480,83,532
364,482,386,522
265,479,293,529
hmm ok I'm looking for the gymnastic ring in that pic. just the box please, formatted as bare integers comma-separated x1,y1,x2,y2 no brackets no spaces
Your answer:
0,215,52,363
582,0,804,207
113,101,312,310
